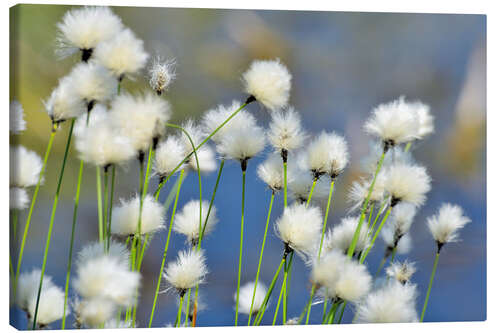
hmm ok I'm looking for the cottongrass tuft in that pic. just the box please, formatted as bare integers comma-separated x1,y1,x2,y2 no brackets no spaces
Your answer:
74,297,117,328
216,122,266,163
154,136,187,177
234,281,268,315
148,56,176,95
10,187,29,210
257,154,286,192
68,61,117,104
311,250,346,289
10,145,43,188
347,172,387,212
387,202,417,237
10,100,26,134
386,260,417,285
381,227,412,255
306,131,349,178
16,269,53,311
174,200,219,245
333,259,372,302
242,59,291,111
412,100,434,138
427,203,471,246
323,216,370,255
164,249,208,292
111,194,165,236
385,161,431,207
267,107,307,153
44,75,87,123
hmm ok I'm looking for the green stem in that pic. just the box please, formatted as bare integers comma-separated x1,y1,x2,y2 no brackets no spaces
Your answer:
148,170,185,328
247,192,275,325
96,166,103,243
234,167,247,326
32,119,75,329
283,159,288,208
106,165,116,251
199,160,225,244
176,294,185,327
318,179,335,259
303,284,316,324
306,178,317,207
61,158,84,329
368,199,388,237
283,252,293,324
103,167,109,243
336,302,346,324
321,293,329,322
404,142,412,152
347,150,386,258
420,251,440,322
325,302,339,324
272,279,285,325
375,255,389,278
13,124,57,298
360,206,393,264
184,288,192,327
390,246,397,263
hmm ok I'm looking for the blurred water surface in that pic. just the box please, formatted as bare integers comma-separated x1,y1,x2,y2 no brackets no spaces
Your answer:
9,4,485,328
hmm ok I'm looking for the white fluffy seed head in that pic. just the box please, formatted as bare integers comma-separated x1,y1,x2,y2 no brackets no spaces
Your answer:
267,107,307,152
306,131,349,178
242,59,291,111
257,154,285,192
74,297,117,328
381,227,412,255
333,259,372,302
389,203,417,236
154,136,187,177
427,203,471,245
16,269,54,311
10,100,26,134
174,200,218,244
347,172,387,212
111,194,165,236
288,165,331,204
356,281,418,323
10,145,43,188
216,124,266,162
68,61,116,103
94,28,149,78
385,162,431,206
412,101,434,138
56,6,123,58
201,100,257,144
148,56,176,95
364,96,421,145
73,103,108,137
234,281,268,315
311,250,346,289
324,216,370,255
44,75,87,122
77,240,130,267
109,92,172,153
275,204,323,256
386,260,417,285
10,187,29,210
27,284,67,326
164,249,208,291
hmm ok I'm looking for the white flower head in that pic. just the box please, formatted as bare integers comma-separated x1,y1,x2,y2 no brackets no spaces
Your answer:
10,145,43,188
412,100,434,138
311,250,346,289
94,28,149,78
427,203,471,246
111,194,165,236
257,154,286,192
44,75,87,123
267,107,307,153
216,123,266,163
242,58,292,111
306,131,349,178
347,172,387,212
154,136,187,177
333,259,372,302
234,281,268,315
364,96,420,147
109,92,172,153
275,204,323,256
178,120,217,173
73,103,108,137
201,100,257,144
386,260,416,285
174,200,218,245
74,297,117,328
16,269,54,311
389,203,417,236
324,216,370,255
68,61,116,104
77,240,130,268
381,227,412,255
148,56,176,95
10,187,29,210
164,249,208,292
10,100,26,134
356,281,418,323
27,284,67,326
56,6,123,59
288,160,331,204
385,162,431,207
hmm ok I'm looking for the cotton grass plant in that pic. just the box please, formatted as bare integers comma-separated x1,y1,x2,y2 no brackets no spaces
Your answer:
9,5,473,330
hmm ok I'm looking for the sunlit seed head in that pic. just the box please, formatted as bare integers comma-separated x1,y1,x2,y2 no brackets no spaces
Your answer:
148,56,176,95
257,153,286,192
10,187,29,210
385,161,431,207
234,281,268,315
174,200,219,245
306,131,349,178
9,145,43,188
10,100,26,134
111,194,165,236
44,75,87,122
267,107,307,153
386,260,417,285
164,249,208,291
427,203,471,246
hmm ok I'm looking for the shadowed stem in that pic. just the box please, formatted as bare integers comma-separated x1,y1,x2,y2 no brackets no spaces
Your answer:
336,302,346,324
106,165,116,251
420,250,440,322
96,166,104,243
247,191,275,325
175,293,185,327
32,119,75,329
148,170,185,327
324,301,339,324
318,179,335,259
282,149,288,208
234,163,247,326
347,149,387,258
375,254,389,278
13,123,57,298
103,168,109,242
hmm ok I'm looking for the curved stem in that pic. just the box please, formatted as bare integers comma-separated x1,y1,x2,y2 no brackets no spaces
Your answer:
306,178,317,207
234,167,246,326
360,206,393,264
13,125,57,297
32,119,75,329
184,288,192,326
302,284,316,325
247,192,275,325
347,150,386,258
199,160,225,244
420,251,440,322
148,170,185,328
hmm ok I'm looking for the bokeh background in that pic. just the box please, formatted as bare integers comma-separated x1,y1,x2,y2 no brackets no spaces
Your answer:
9,4,486,329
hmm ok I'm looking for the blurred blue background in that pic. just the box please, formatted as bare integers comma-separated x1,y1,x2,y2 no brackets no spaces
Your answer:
10,4,486,329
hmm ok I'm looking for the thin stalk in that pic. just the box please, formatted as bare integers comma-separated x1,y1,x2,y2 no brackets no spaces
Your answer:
32,119,75,329
184,288,192,327
199,160,225,242
283,158,288,208
368,199,389,237
106,165,116,251
234,166,247,326
318,179,335,259
390,246,397,263
247,192,275,325
420,251,440,322
282,253,294,324
96,166,104,243
176,294,185,327
360,206,393,264
303,284,316,324
306,178,318,206
321,293,329,322
102,167,109,242
404,142,412,152
375,255,389,278
61,158,84,329
367,202,374,226
272,279,285,325
347,150,387,258
325,302,339,324
148,170,185,328
336,302,346,324
13,124,57,297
